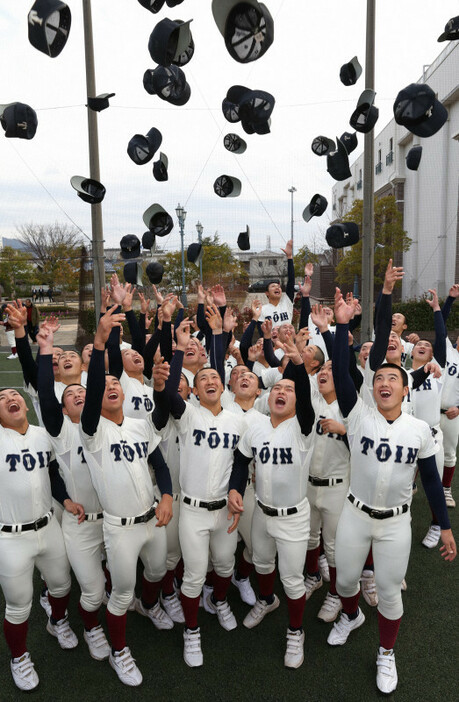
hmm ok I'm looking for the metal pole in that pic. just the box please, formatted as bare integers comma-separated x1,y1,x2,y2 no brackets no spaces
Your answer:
360,0,376,342
82,0,105,319
288,186,296,257
196,221,203,281
180,218,187,308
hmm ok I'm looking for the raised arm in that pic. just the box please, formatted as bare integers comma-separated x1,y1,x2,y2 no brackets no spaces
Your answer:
426,289,446,368
81,306,125,436
261,319,281,368
36,323,64,437
311,303,334,359
5,301,38,390
281,239,295,302
369,260,404,371
282,337,315,436
332,289,360,417
164,318,191,419
441,283,459,325
206,304,225,385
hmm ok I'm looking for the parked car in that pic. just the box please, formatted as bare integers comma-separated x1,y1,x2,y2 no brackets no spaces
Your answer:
248,279,276,292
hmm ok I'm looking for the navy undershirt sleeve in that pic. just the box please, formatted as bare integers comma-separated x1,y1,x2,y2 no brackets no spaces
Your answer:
160,320,173,363
81,348,106,436
16,335,38,391
286,259,295,302
49,458,70,505
143,327,161,380
151,388,170,432
432,310,446,368
322,330,334,360
441,295,454,324
148,447,172,496
369,293,392,371
418,456,450,529
299,296,311,331
165,349,186,419
209,332,225,386
263,337,281,368
37,354,63,437
228,448,251,496
125,310,145,354
332,323,358,418
292,362,314,436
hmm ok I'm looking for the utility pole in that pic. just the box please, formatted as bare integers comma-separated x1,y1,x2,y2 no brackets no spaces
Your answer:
288,186,296,257
360,0,376,341
82,0,105,318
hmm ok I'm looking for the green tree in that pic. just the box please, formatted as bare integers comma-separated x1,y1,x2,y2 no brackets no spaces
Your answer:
334,196,412,289
293,245,321,278
0,246,35,299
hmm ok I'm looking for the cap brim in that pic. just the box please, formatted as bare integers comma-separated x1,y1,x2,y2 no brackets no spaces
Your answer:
212,0,261,36
437,31,449,41
174,20,193,61
167,82,191,106
407,100,447,137
143,203,166,229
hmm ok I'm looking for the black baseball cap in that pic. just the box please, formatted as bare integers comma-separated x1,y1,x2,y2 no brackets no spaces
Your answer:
238,225,250,250
143,65,191,106
326,222,359,249
70,176,105,204
393,83,447,138
120,235,141,260
213,175,242,198
438,16,459,42
143,204,174,236
146,261,164,284
327,137,351,181
87,93,115,112
28,0,72,58
303,194,328,222
311,135,336,156
153,152,169,181
340,131,358,154
0,103,38,140
124,262,143,286
212,1,274,64
148,18,193,67
339,56,362,86
350,90,379,133
406,145,422,171
223,133,247,154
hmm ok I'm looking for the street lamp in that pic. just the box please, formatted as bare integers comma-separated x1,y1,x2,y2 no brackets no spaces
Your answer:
175,203,187,307
196,221,203,280
288,186,297,257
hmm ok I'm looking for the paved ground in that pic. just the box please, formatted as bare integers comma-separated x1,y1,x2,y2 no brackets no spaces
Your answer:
0,318,79,352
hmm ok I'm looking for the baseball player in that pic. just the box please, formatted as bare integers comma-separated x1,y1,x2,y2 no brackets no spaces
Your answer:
0,385,81,691
79,307,174,687
328,289,456,695
258,239,295,327
1,303,18,358
36,321,111,662
158,317,245,668
228,341,315,670
439,286,459,507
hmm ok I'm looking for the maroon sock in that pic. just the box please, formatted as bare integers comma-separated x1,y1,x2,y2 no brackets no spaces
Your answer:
236,553,254,579
48,592,70,621
175,559,184,582
78,603,99,631
161,569,176,597
329,566,337,595
319,534,324,553
11,346,17,355
378,612,401,650
256,570,277,598
213,574,232,602
205,569,214,587
105,611,127,651
364,547,374,569
4,620,28,659
286,594,306,629
102,564,112,594
141,575,162,608
306,546,320,575
180,593,200,629
443,466,455,488
340,593,360,616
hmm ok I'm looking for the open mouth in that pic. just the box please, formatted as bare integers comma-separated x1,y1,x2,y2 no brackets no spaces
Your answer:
380,390,391,399
275,397,286,407
74,398,84,406
63,361,73,370
8,402,20,413
186,350,196,358
133,357,142,365
107,392,118,401
387,344,397,352
206,387,217,395
319,376,327,384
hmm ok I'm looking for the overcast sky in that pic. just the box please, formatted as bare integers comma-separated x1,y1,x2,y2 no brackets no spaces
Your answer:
1,0,458,257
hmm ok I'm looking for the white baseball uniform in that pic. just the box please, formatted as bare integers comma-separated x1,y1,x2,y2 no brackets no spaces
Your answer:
119,371,154,419
259,295,293,327
335,397,437,619
238,413,313,599
0,424,71,625
440,341,459,468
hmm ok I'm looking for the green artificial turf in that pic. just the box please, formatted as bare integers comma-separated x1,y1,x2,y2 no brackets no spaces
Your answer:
0,352,457,701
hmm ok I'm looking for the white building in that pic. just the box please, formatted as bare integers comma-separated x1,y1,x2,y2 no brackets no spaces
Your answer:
332,42,459,300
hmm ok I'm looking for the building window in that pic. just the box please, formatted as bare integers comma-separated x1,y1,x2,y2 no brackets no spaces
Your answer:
356,179,362,190
269,259,277,266
386,151,394,165
258,261,263,268
389,137,393,151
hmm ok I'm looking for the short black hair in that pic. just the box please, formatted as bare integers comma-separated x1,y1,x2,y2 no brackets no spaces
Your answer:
372,363,408,387
265,279,280,291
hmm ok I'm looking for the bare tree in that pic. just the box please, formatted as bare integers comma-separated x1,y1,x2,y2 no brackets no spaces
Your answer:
16,222,84,302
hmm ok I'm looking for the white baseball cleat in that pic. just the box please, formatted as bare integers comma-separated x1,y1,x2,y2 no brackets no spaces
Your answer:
422,524,441,549
7,353,18,360
134,599,174,630
160,593,185,623
443,487,456,508
376,647,398,694
202,584,215,614
231,573,256,606
317,593,342,623
360,570,378,607
83,625,110,660
304,573,323,600
205,595,237,631
109,647,142,686
284,629,305,669
46,615,78,649
327,609,365,646
183,628,203,667
318,554,330,582
243,595,280,629
10,652,39,691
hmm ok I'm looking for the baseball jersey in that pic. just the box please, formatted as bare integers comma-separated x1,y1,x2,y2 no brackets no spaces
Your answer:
156,418,180,494
344,397,437,509
0,424,54,523
47,416,102,514
400,339,414,367
238,414,313,508
411,369,445,428
441,340,459,409
173,403,244,501
54,375,87,403
309,395,350,480
119,371,154,419
79,415,160,518
259,295,293,327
